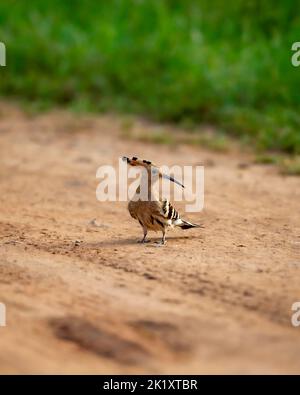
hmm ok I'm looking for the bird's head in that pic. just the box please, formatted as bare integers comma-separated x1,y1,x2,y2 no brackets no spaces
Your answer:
121,156,184,188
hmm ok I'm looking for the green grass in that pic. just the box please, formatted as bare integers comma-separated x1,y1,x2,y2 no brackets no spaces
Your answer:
254,153,300,175
0,0,300,153
254,154,280,165
279,156,300,175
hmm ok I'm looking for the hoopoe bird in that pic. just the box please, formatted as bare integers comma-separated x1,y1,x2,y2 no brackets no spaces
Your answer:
122,156,201,245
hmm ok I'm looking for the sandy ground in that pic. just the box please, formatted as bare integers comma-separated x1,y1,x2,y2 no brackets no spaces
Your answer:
0,104,299,374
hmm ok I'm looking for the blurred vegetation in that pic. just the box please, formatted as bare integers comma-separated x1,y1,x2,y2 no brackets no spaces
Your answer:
0,0,300,153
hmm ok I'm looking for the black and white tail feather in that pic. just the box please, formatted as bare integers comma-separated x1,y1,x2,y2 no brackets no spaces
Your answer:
178,219,201,230
162,199,202,230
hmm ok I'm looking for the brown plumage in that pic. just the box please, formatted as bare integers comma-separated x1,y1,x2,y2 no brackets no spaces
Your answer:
123,156,201,245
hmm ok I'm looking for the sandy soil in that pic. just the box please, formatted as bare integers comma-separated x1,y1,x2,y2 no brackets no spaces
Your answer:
0,104,299,374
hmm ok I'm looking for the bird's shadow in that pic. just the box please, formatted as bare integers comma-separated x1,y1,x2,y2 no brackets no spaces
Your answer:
85,234,201,248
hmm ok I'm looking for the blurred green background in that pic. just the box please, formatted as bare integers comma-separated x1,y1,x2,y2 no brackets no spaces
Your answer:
0,0,300,153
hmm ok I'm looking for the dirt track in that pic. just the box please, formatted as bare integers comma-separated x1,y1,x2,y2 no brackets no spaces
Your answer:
0,105,299,374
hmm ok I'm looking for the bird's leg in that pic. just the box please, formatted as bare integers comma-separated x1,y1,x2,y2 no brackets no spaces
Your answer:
161,229,166,245
138,226,149,243
155,229,166,245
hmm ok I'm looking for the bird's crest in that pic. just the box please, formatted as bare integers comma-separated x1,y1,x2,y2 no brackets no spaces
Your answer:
122,156,184,188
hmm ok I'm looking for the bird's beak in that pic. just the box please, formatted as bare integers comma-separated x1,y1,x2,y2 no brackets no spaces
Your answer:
161,173,185,188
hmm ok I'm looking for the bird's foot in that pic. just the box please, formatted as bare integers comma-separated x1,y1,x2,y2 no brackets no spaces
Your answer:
154,240,167,246
138,238,149,244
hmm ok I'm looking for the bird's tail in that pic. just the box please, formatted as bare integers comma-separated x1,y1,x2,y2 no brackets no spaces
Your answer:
177,219,203,230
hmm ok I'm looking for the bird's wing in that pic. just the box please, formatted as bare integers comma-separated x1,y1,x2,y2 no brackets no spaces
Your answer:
161,198,180,221
148,199,180,228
